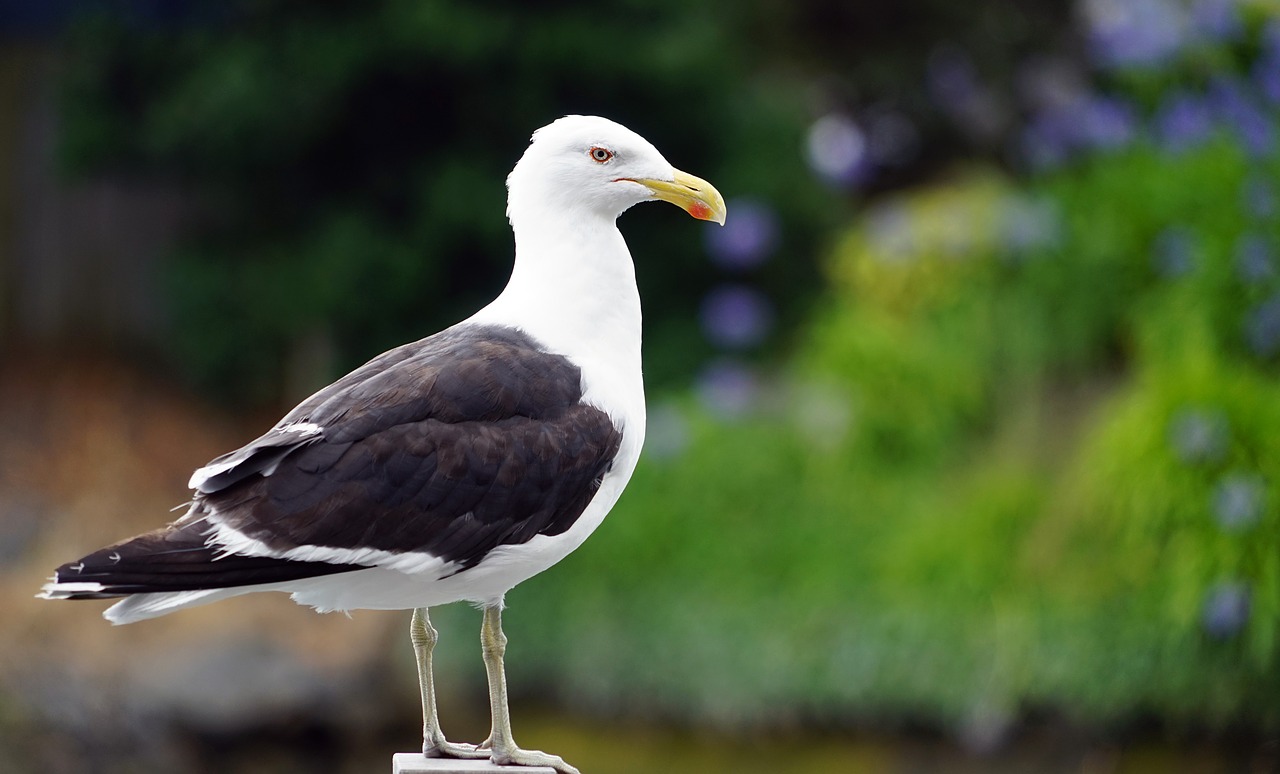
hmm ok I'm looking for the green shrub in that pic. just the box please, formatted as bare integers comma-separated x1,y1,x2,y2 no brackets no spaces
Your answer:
507,138,1280,732
61,0,832,402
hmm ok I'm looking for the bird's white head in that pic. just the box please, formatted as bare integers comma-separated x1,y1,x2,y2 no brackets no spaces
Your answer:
506,115,726,227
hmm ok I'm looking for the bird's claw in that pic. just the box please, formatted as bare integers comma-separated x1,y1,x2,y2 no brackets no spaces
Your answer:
423,736,490,760
490,744,580,774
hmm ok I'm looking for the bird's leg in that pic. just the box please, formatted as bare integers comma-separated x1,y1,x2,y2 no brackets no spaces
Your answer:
479,604,580,774
411,608,487,759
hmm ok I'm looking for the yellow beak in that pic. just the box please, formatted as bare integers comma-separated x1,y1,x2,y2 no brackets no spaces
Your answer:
630,168,727,226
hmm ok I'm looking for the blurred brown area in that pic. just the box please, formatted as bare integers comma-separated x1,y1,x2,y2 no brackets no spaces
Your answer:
0,355,419,771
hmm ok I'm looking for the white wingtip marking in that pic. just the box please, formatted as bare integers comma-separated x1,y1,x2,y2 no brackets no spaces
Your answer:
188,423,321,490
281,421,323,436
203,519,457,577
38,580,106,599
188,458,238,490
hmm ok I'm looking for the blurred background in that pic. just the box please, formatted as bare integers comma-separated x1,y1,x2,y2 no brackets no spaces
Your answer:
2,0,1278,771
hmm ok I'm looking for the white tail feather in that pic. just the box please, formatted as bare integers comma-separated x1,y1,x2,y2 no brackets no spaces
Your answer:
103,588,253,625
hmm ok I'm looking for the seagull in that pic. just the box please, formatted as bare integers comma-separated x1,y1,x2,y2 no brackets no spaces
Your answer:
39,115,726,774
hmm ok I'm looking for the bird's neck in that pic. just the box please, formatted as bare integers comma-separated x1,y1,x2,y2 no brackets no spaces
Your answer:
475,212,644,382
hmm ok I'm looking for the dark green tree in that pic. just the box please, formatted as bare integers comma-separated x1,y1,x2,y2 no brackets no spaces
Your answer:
61,0,834,402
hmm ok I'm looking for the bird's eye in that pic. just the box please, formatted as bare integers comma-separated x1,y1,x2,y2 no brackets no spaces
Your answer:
589,147,614,163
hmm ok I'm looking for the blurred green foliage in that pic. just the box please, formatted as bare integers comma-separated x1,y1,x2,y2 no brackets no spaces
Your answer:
505,135,1280,732
60,0,834,401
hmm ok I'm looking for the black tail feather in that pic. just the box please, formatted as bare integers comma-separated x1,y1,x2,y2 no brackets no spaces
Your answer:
49,523,362,599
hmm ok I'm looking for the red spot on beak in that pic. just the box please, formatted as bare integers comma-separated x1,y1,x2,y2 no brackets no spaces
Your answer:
689,200,712,220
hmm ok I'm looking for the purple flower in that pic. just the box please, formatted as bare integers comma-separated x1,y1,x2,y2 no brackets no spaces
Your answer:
699,285,774,349
927,47,1006,143
1235,234,1274,284
1168,407,1230,464
1079,96,1138,149
645,402,690,460
1212,473,1265,531
1244,295,1280,357
1000,195,1061,253
1190,0,1243,43
1016,56,1089,113
1208,77,1274,156
704,198,778,271
806,113,871,188
1233,111,1273,157
1242,175,1276,220
1244,21,1280,132
1152,227,1197,278
1202,582,1251,639
1263,19,1280,60
1153,92,1215,153
927,46,981,112
865,110,921,167
1021,114,1072,169
1253,53,1280,106
1022,96,1137,166
1211,77,1254,114
1083,0,1188,70
696,359,759,418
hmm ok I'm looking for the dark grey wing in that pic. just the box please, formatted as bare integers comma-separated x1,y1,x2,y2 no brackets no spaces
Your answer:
189,330,446,494
198,324,623,570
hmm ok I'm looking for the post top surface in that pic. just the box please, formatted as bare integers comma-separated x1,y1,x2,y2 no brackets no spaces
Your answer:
392,752,559,774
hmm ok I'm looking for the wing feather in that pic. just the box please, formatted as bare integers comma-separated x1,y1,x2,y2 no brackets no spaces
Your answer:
198,325,621,571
